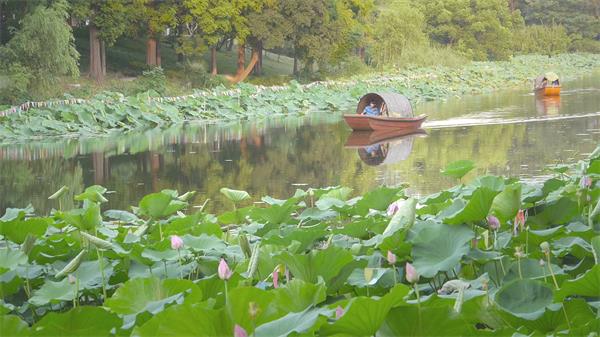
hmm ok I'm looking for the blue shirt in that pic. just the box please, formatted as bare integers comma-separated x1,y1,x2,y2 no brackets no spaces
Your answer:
363,106,380,116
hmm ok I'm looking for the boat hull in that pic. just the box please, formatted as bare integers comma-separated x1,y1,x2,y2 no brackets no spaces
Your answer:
535,86,561,96
343,114,427,131
367,115,427,131
343,115,373,131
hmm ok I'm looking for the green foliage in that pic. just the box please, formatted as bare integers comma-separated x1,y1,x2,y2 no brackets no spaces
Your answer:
418,0,523,60
0,0,79,93
134,67,168,95
0,63,32,104
1,147,600,334
513,25,571,55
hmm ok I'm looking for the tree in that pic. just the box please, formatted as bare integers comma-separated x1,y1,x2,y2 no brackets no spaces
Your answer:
0,0,78,92
369,0,427,66
247,0,291,75
225,0,264,83
518,0,600,42
71,0,130,81
132,0,178,68
180,0,234,75
417,0,523,60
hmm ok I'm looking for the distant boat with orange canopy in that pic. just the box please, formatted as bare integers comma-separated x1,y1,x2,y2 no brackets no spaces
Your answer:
534,72,561,96
343,93,427,131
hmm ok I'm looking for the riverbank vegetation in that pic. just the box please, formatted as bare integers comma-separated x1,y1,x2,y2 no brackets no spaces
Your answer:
1,53,599,141
0,0,599,105
1,147,599,336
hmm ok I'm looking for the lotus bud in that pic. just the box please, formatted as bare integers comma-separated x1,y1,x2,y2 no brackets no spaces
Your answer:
540,241,550,255
335,306,345,319
486,215,500,231
514,246,525,258
386,200,401,216
387,250,397,265
218,258,232,280
539,259,545,266
405,262,419,283
514,209,526,235
170,235,184,250
580,176,592,189
68,274,76,284
234,324,248,337
272,265,280,289
248,302,259,320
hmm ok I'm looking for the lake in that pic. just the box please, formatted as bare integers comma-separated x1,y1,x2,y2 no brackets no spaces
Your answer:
1,74,599,213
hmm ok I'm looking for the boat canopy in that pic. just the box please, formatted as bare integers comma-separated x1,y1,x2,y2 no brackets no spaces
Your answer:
356,92,413,117
534,72,560,89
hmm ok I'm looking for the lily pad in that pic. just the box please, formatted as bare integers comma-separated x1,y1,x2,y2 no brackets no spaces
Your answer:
495,279,554,320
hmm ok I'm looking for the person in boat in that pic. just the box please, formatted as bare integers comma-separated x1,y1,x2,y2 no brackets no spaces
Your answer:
361,101,380,116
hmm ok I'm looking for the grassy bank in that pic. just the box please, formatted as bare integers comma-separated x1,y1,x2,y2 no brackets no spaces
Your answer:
0,53,599,141
1,148,599,335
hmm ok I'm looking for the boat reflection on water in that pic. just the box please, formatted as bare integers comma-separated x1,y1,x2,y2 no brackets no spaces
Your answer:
344,129,427,166
535,96,561,116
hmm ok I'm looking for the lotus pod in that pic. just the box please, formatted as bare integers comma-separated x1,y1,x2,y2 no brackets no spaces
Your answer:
80,231,113,250
20,234,37,255
246,243,260,278
239,233,252,259
48,186,69,200
56,250,86,278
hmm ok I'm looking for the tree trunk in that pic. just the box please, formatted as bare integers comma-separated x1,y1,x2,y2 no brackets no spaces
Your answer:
253,42,263,75
236,43,245,76
359,47,366,62
225,47,259,83
509,0,517,12
0,1,4,45
89,24,104,82
211,46,218,75
146,37,161,67
100,40,106,76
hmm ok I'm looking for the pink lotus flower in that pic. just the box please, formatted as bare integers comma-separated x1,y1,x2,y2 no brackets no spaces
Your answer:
386,200,401,216
335,306,344,319
387,250,397,265
487,215,500,231
513,209,526,235
170,235,184,250
405,262,419,283
234,324,248,337
218,258,232,280
272,265,279,288
580,176,592,189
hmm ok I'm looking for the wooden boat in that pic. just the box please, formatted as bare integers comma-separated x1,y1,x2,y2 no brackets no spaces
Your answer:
344,92,427,131
536,86,561,96
534,72,561,96
368,115,427,131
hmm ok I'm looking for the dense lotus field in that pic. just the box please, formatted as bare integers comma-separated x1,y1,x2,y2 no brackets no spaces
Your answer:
1,147,600,336
1,53,600,141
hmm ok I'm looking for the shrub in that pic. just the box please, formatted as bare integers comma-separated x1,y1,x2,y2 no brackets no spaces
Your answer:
512,25,571,56
133,67,167,95
0,63,32,104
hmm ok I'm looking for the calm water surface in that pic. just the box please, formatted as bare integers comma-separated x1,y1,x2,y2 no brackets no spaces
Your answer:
1,75,599,213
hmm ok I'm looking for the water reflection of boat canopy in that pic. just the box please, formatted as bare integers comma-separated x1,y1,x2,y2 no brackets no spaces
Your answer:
347,129,426,166
356,92,414,117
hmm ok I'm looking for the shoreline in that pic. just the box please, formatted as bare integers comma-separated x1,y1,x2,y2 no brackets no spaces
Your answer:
0,53,599,141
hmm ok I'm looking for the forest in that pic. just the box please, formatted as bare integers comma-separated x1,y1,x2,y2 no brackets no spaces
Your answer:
0,0,599,105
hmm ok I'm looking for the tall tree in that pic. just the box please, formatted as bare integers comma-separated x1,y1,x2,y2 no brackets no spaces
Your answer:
132,0,178,68
247,0,291,75
225,0,264,83
0,0,79,91
180,0,234,75
417,0,523,60
518,0,599,40
71,0,129,81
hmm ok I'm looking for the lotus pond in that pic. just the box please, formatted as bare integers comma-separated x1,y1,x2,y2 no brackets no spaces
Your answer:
1,142,600,336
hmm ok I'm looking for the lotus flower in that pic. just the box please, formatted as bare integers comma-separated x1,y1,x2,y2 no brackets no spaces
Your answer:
272,265,279,288
539,259,545,266
386,200,401,216
513,209,526,235
486,215,500,231
170,235,184,250
540,241,550,255
580,176,592,189
234,324,248,337
335,306,345,319
387,250,397,265
218,258,232,280
405,262,419,283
